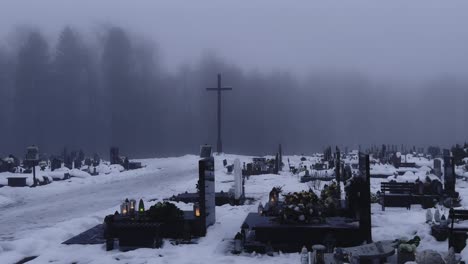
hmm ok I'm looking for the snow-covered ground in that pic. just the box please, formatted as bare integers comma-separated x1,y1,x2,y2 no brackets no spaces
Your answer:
1,153,468,263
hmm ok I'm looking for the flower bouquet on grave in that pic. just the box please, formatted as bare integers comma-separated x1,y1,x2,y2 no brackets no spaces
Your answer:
275,190,328,224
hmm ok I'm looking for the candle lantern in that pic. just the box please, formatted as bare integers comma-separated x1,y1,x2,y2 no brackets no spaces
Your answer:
129,199,136,214
258,202,264,215
120,202,129,216
241,222,249,243
269,188,278,206
440,214,448,228
138,199,145,214
233,232,243,254
194,202,201,217
312,244,326,264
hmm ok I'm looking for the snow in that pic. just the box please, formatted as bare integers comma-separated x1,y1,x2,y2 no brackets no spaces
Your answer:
0,153,467,263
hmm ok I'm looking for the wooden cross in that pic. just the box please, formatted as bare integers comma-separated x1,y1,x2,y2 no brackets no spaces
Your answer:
206,74,232,154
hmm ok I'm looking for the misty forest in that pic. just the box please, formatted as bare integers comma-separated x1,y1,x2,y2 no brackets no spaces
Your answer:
0,25,467,158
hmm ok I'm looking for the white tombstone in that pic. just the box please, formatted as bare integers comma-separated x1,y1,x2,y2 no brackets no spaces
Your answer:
234,158,243,200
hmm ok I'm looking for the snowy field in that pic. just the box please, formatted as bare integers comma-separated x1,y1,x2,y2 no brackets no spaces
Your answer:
1,154,468,263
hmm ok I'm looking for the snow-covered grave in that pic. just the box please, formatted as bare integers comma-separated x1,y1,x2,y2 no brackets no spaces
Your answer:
1,153,468,263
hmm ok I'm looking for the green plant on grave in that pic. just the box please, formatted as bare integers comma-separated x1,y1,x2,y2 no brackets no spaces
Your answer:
394,236,421,253
147,202,184,222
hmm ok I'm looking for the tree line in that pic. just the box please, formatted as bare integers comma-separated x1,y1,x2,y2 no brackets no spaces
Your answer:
0,25,467,158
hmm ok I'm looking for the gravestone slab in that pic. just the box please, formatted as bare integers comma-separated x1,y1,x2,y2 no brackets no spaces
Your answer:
234,158,242,200
62,224,106,245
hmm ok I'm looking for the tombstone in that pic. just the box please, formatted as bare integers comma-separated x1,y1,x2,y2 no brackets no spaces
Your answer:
74,157,83,169
24,145,40,187
200,145,212,159
358,153,372,243
335,149,341,200
199,151,215,236
84,158,92,167
233,159,243,200
51,157,62,171
110,147,120,165
434,159,442,178
91,153,99,164
443,151,456,195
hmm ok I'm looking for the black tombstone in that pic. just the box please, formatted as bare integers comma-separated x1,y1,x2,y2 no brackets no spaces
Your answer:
110,147,120,165
93,153,100,166
443,150,456,196
335,148,341,200
51,157,62,171
198,145,215,236
358,153,372,243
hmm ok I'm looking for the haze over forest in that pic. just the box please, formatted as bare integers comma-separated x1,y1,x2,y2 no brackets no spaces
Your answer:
0,1,467,158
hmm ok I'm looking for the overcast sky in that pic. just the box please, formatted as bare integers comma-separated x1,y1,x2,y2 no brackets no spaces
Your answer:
1,0,468,80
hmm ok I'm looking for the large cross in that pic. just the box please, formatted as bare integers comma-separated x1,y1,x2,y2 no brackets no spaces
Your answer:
206,74,232,154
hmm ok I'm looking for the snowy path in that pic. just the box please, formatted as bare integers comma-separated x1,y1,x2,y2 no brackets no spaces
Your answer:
0,156,200,242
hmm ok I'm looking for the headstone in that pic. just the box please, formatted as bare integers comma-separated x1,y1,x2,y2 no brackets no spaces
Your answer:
434,159,442,178
110,147,120,165
200,145,212,158
358,153,372,243
443,150,456,195
51,157,62,171
199,155,215,236
233,159,243,200
93,153,100,166
24,145,39,187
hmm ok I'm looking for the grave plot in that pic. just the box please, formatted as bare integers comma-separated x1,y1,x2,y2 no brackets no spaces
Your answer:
242,145,283,177
379,151,461,210
168,147,247,206
238,153,373,254
299,148,342,183
110,147,143,171
64,150,217,251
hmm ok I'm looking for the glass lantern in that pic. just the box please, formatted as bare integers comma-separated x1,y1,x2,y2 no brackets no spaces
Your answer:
138,199,145,214
129,199,136,214
120,202,129,216
193,202,201,217
258,202,264,215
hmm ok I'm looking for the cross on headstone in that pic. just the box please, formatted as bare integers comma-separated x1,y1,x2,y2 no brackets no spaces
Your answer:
206,74,232,154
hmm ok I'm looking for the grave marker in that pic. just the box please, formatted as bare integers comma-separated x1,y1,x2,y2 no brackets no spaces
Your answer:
198,145,216,235
233,158,243,200
443,150,456,195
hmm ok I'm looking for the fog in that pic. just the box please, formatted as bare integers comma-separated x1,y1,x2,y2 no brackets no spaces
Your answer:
0,1,467,158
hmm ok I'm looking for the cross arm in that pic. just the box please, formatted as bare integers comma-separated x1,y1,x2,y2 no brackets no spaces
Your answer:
206,87,233,91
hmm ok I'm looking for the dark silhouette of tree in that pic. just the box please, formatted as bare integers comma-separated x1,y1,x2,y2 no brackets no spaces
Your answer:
14,29,50,150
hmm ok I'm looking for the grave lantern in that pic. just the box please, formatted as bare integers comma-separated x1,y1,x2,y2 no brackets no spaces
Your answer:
258,202,264,215
269,188,278,206
241,222,249,241
194,202,201,217
129,199,136,214
138,199,145,214
440,214,448,228
120,202,129,216
312,244,326,264
233,232,242,254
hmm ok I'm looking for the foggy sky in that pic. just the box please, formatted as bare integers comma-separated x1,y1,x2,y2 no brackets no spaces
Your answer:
1,0,468,80
0,1,467,158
